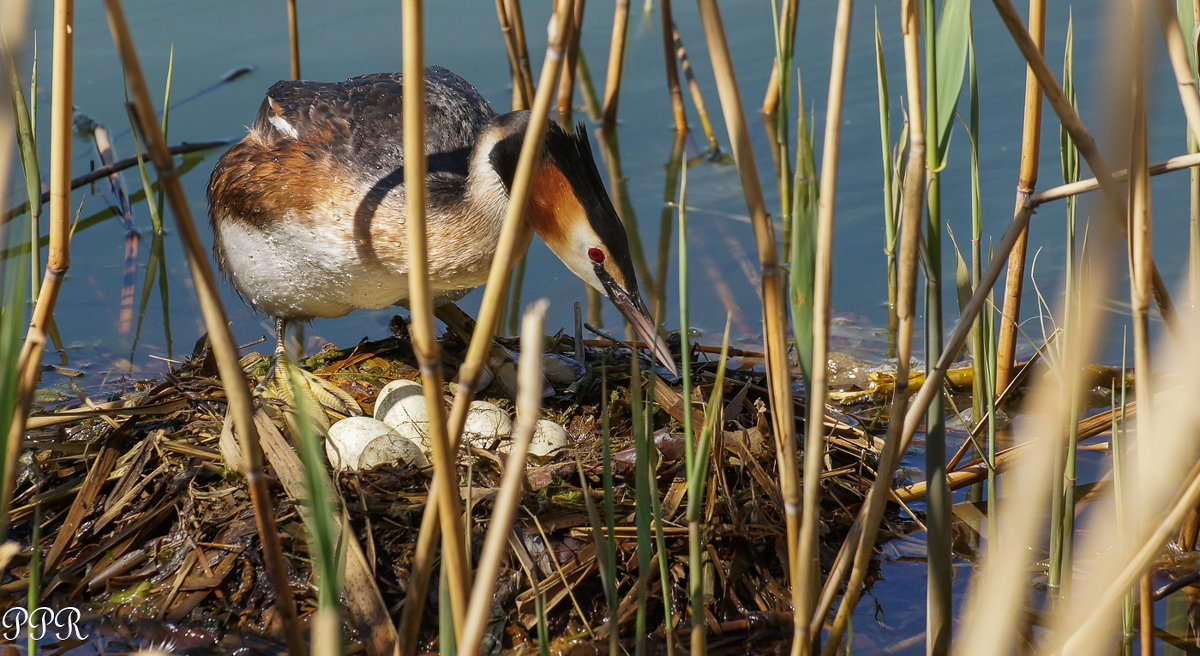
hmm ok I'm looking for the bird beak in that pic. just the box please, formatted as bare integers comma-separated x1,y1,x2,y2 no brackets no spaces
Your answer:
602,280,678,376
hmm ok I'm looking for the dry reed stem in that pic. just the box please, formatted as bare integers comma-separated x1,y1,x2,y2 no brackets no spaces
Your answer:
2,140,228,225
1152,0,1200,148
816,0,923,651
1028,151,1200,205
673,23,719,150
1128,9,1156,650
1055,392,1200,653
286,0,300,79
990,0,1179,340
1194,0,1200,312
994,0,1045,398
692,0,800,649
15,0,72,437
101,3,305,654
555,0,584,126
898,399,1134,502
401,0,472,635
509,0,536,110
796,0,851,651
397,4,571,649
1160,0,1200,551
959,118,1119,655
659,0,687,133
1028,16,1200,638
459,300,547,656
761,0,797,117
601,0,629,128
496,0,532,110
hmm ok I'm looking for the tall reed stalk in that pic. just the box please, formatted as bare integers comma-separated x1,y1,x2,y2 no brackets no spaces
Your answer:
874,12,901,351
397,4,571,650
286,372,343,656
555,0,584,126
3,0,67,552
761,0,797,117
659,0,687,133
794,2,852,653
1190,0,1200,318
2,35,39,304
960,15,999,551
691,5,800,652
400,0,473,636
459,301,547,656
496,0,535,110
1165,0,1200,551
1047,15,1080,601
994,0,1046,397
286,0,300,79
601,0,629,128
921,0,970,648
819,1,925,651
102,2,306,653
1127,3,1157,649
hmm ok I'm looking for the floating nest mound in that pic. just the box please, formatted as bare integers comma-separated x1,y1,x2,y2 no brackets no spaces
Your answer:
8,331,889,654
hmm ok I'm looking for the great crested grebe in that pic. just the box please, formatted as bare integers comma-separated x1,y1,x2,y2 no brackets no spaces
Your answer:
207,66,676,389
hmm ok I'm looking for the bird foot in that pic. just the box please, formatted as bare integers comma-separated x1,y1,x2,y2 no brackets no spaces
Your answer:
255,355,362,426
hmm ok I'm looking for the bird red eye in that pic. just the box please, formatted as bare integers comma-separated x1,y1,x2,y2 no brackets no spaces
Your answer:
588,248,605,263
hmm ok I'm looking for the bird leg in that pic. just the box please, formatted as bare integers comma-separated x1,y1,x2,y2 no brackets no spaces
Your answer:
256,317,362,421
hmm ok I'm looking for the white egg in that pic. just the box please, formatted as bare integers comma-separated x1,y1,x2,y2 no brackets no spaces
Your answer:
463,400,513,448
360,433,430,469
374,379,431,433
326,416,428,471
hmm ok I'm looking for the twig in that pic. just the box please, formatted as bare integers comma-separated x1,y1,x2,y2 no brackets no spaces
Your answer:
1,140,231,226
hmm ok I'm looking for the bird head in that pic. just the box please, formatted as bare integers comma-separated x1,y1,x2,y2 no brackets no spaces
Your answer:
482,112,676,375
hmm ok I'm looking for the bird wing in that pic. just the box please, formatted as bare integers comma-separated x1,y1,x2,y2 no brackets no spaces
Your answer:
253,66,497,178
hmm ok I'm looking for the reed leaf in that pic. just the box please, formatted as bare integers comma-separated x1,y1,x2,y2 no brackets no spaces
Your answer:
930,0,970,167
790,90,817,388
287,371,344,656
2,34,40,298
874,11,899,341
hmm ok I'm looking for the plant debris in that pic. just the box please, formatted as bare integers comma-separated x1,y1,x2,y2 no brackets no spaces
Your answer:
8,332,888,654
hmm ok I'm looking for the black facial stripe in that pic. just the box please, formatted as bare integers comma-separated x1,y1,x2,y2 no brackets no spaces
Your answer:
550,125,639,294
485,111,640,295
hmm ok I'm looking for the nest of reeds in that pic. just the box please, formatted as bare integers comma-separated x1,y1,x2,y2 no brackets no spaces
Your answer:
6,330,887,653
